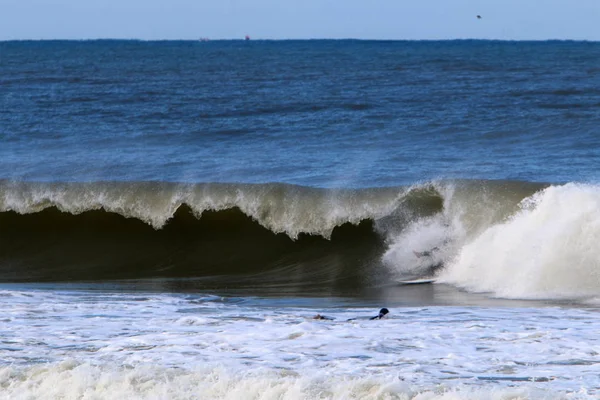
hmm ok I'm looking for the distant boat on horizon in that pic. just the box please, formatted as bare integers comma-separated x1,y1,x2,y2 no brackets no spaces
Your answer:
245,35,251,41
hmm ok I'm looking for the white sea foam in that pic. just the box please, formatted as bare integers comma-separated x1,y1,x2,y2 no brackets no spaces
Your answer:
0,288,599,399
439,183,600,300
383,182,600,301
0,363,579,400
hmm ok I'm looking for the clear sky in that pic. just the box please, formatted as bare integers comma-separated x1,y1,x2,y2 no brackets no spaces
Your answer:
1,0,599,41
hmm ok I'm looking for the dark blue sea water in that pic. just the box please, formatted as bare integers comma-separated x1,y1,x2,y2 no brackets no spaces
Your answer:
2,40,599,187
2,40,600,398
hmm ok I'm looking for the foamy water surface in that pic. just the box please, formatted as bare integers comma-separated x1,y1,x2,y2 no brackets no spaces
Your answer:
1,288,599,399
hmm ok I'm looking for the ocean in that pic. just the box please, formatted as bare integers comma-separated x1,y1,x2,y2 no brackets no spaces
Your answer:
1,39,599,399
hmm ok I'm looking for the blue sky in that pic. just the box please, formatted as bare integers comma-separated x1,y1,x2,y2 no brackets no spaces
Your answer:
1,0,599,40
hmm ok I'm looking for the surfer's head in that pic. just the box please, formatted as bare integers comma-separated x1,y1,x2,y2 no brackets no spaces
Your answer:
370,308,389,320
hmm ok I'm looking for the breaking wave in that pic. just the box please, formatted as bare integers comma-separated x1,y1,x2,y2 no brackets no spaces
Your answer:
437,183,600,301
3,179,600,302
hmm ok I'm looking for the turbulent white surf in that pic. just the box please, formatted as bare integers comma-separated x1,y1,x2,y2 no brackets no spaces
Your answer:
438,183,600,300
0,288,599,399
383,182,600,302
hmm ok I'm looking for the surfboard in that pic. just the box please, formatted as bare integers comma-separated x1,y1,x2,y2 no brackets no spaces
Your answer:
398,278,436,285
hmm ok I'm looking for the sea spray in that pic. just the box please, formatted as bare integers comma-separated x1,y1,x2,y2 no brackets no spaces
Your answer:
439,183,600,300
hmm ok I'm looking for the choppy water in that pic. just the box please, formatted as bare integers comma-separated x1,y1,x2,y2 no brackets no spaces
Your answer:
1,40,600,398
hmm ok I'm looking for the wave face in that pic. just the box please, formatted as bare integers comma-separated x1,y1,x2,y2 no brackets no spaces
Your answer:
3,179,600,301
0,180,402,291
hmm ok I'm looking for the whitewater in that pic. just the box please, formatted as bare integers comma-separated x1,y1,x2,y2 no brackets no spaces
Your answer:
1,289,600,399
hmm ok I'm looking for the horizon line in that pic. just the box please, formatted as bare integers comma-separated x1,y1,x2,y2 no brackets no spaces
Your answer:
2,38,599,43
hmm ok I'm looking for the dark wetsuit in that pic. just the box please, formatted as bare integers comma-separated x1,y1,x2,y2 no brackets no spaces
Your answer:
369,308,389,320
313,308,389,321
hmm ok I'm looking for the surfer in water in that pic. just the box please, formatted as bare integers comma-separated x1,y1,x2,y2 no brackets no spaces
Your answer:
414,242,450,276
369,308,389,320
413,247,440,258
313,314,334,320
313,308,389,321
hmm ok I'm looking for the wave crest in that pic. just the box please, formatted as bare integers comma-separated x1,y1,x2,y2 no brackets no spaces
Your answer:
0,180,406,238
